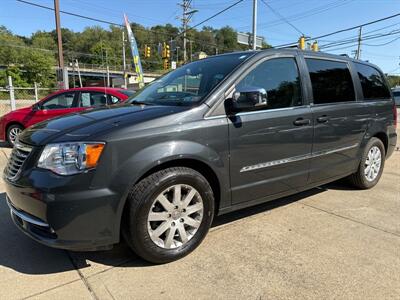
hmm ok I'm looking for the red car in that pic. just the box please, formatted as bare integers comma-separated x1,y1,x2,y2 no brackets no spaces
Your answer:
0,87,134,145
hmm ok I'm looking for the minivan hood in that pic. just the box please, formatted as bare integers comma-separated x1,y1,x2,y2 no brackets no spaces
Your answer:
19,104,188,146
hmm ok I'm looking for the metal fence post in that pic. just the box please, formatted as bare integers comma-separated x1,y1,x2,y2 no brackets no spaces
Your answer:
8,76,16,111
34,82,39,102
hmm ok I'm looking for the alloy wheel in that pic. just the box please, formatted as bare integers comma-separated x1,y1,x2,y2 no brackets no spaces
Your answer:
147,184,204,249
8,127,22,145
364,146,382,182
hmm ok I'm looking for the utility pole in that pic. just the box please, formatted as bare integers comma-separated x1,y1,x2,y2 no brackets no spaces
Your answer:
182,0,188,63
122,31,127,88
180,0,197,63
54,0,65,87
356,26,362,60
106,49,110,87
75,59,82,88
252,0,257,50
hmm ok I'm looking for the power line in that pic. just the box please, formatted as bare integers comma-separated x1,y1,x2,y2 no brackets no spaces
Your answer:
363,35,400,46
15,0,227,51
238,0,351,30
273,12,400,48
260,0,304,36
319,28,400,48
319,30,400,52
16,0,122,27
189,0,245,30
320,29,400,49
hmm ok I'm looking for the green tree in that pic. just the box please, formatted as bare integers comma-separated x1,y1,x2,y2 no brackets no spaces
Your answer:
31,31,57,50
22,49,55,86
215,26,238,52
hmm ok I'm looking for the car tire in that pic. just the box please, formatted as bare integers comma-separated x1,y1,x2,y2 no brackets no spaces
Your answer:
349,137,385,189
123,167,215,264
6,124,24,146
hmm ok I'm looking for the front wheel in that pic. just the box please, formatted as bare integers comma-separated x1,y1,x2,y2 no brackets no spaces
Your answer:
123,167,215,264
7,124,24,146
349,137,385,189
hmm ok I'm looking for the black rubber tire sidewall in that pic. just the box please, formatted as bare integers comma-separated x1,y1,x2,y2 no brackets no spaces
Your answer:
124,167,214,264
351,138,385,189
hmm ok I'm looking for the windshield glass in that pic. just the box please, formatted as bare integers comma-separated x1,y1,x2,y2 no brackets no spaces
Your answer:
128,53,252,106
393,91,400,97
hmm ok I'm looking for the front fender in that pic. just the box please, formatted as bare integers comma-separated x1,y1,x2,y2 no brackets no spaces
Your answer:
110,140,229,237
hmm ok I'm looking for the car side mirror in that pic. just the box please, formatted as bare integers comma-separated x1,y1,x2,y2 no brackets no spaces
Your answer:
32,103,41,111
225,86,268,114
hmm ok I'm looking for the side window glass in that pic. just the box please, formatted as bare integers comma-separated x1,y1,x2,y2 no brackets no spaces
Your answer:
81,93,91,107
109,95,120,104
355,63,391,100
79,92,108,107
41,92,75,110
305,58,355,104
235,57,302,111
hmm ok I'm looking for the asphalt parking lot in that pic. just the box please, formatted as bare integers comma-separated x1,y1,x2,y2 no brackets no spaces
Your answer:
0,130,399,299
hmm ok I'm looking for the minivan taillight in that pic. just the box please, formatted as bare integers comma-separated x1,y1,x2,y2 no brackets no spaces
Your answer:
393,101,398,128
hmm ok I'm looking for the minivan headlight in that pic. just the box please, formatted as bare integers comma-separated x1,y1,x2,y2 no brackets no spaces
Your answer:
38,142,105,175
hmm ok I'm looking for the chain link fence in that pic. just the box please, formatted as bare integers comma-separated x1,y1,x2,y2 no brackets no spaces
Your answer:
0,78,58,116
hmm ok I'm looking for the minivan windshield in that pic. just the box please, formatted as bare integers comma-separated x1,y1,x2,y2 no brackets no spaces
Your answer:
128,53,252,106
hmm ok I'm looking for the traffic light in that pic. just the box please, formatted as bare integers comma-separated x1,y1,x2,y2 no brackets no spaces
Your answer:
298,36,305,50
311,41,319,52
144,45,151,58
165,44,170,59
163,59,170,70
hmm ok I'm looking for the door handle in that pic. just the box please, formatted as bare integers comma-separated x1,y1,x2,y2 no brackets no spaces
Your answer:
317,115,329,123
293,118,311,126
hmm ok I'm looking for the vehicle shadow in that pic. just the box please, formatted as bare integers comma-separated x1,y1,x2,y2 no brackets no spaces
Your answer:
0,142,11,148
0,185,331,274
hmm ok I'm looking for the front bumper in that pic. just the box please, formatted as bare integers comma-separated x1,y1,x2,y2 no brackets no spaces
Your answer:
4,170,122,251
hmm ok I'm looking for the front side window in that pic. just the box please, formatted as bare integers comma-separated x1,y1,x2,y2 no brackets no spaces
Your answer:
234,57,302,111
41,92,75,110
306,58,355,104
109,95,120,104
79,92,108,107
128,52,253,106
355,63,391,100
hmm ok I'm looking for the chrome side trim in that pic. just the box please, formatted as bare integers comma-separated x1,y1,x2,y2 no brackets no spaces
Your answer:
240,153,310,173
7,197,49,227
311,143,359,158
240,143,359,173
236,105,308,117
204,105,310,120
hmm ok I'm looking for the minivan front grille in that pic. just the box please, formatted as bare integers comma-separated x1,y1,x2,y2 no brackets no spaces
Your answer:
5,142,32,180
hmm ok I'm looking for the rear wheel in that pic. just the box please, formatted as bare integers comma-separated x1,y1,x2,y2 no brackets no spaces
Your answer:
349,137,385,189
7,124,24,146
123,167,214,263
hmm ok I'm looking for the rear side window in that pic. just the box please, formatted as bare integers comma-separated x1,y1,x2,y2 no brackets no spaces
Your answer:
79,92,108,107
355,63,391,100
306,58,355,104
